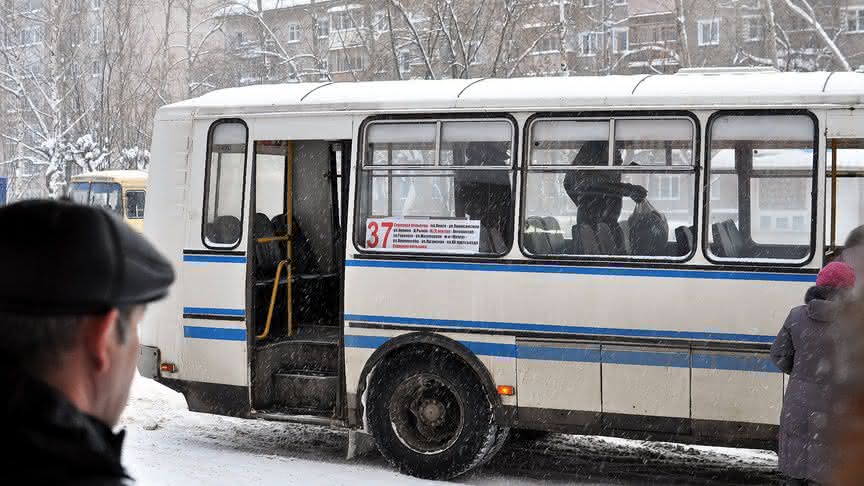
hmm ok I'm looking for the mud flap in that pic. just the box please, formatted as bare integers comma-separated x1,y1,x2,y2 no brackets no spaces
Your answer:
347,429,378,460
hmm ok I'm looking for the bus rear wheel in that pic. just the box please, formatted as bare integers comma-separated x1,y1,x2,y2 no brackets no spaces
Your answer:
367,349,500,480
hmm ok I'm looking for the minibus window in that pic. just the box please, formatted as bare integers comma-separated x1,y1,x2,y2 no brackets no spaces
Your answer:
89,182,122,215
356,119,515,256
706,113,816,264
69,182,90,205
524,117,696,259
203,120,247,248
126,191,145,219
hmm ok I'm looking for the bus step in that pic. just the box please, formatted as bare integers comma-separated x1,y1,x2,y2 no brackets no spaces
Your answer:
273,370,337,411
257,340,339,374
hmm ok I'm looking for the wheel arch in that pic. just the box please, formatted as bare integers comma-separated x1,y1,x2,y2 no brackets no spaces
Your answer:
353,332,503,424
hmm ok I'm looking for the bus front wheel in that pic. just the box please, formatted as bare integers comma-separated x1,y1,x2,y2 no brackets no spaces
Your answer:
367,348,501,480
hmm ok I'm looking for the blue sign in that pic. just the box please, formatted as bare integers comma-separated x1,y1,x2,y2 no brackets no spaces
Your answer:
0,177,7,205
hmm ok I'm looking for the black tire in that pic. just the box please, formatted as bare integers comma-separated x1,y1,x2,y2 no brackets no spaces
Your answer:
367,348,499,480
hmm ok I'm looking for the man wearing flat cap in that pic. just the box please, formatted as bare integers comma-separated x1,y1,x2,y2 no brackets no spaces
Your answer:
0,199,174,485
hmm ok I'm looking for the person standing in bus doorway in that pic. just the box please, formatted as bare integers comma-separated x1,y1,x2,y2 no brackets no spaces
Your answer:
771,261,856,486
0,200,174,485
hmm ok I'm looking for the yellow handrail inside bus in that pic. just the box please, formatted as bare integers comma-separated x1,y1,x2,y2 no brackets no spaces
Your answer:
257,259,288,340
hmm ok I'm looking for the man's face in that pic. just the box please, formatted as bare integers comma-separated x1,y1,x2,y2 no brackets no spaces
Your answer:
93,306,144,427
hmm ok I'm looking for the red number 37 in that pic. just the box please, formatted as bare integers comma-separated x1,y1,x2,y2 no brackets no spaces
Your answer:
367,221,393,248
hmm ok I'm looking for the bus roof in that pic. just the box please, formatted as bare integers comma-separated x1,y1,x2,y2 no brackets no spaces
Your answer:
159,70,863,117
71,170,148,185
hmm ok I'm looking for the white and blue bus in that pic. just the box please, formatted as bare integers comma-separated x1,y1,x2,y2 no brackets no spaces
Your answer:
137,69,864,480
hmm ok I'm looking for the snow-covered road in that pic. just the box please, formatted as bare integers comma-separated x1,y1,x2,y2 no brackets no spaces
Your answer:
120,376,781,485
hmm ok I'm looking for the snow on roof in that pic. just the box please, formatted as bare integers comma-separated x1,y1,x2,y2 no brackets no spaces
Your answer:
158,71,863,117
627,0,674,17
73,170,148,181
218,0,313,16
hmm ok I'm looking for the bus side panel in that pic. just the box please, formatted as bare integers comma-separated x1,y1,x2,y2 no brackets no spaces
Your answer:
141,116,192,374
692,350,783,424
343,262,807,427
601,345,690,420
516,340,601,413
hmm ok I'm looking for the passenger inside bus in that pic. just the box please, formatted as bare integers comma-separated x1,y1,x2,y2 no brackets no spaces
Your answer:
562,141,649,255
454,142,512,254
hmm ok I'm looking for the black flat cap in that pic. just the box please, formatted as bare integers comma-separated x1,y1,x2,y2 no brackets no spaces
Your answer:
0,199,174,314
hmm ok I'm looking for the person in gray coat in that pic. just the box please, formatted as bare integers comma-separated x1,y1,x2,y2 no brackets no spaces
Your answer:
772,261,856,486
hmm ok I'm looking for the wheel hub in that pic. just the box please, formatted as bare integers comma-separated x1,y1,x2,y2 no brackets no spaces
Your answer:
418,399,446,426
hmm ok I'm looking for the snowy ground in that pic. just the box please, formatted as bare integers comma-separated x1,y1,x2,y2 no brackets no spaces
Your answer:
120,375,781,485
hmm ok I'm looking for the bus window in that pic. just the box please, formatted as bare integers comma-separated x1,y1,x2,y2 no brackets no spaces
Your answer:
826,142,864,254
706,113,816,264
126,190,145,219
524,117,696,259
203,120,247,248
356,119,514,255
89,182,122,215
69,182,90,205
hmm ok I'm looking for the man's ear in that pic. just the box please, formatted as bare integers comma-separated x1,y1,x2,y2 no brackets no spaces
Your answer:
81,309,119,373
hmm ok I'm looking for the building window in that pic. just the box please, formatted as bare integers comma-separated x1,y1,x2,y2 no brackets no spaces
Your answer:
332,10,362,31
706,114,816,263
848,8,864,33
356,119,515,256
525,117,697,259
742,16,763,41
612,28,629,53
287,24,300,43
90,25,103,46
331,49,366,72
90,0,100,10
91,60,100,76
373,11,388,33
19,26,42,46
399,49,411,73
579,32,601,56
533,34,558,54
655,175,681,200
582,0,596,6
698,19,720,46
203,120,248,248
71,62,80,78
318,18,329,38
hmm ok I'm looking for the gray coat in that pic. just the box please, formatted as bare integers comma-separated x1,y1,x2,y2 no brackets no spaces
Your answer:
771,288,839,482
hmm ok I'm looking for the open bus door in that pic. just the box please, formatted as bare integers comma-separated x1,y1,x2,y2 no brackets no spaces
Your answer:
248,139,350,419
825,139,864,263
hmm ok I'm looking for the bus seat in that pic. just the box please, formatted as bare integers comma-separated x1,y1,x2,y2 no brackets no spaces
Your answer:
206,215,241,245
524,217,551,254
541,217,566,254
480,226,506,254
675,225,695,256
253,213,280,278
574,224,601,255
712,219,745,258
596,223,626,255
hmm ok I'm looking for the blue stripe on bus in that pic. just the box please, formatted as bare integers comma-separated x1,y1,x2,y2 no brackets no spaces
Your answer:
518,346,602,362
184,307,246,318
602,349,691,368
344,334,778,372
692,353,780,373
183,326,247,341
184,255,247,264
345,259,817,283
344,314,775,344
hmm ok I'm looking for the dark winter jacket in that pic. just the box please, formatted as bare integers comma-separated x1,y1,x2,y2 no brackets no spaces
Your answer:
771,286,841,482
0,364,131,485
